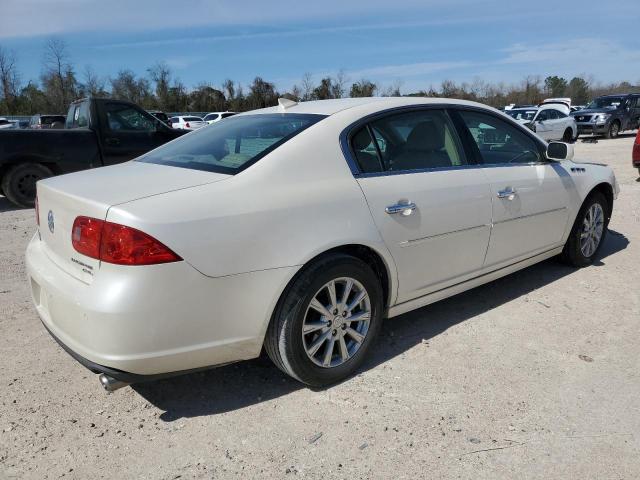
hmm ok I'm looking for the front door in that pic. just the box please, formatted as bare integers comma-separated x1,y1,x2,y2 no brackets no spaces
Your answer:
453,109,572,269
350,108,493,303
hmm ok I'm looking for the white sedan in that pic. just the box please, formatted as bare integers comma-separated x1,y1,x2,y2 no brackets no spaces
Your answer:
203,111,237,124
168,115,206,130
26,97,618,391
506,104,578,142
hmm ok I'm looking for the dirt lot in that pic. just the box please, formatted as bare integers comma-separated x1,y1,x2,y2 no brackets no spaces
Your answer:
1,134,639,479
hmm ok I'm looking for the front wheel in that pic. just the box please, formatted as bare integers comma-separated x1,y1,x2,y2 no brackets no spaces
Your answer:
604,121,620,139
265,254,384,387
562,128,573,143
561,192,608,267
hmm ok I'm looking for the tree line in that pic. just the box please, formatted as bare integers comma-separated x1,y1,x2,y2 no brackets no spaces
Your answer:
0,39,638,116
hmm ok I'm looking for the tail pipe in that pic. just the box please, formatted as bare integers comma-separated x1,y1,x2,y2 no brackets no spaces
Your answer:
99,374,129,392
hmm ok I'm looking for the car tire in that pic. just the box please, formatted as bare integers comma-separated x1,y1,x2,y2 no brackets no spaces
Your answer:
562,128,573,143
604,121,620,139
560,192,609,267
265,253,384,387
1,163,53,208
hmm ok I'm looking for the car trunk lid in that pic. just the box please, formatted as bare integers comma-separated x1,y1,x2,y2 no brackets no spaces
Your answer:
36,161,229,283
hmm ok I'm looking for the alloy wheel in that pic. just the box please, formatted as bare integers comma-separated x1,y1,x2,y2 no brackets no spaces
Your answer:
580,203,604,257
302,277,371,368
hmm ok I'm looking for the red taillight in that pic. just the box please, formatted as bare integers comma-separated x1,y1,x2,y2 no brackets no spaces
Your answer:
35,195,40,226
72,216,103,259
185,122,190,128
71,216,181,266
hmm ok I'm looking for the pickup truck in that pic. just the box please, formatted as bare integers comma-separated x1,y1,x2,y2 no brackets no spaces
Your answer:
571,93,640,139
0,98,188,207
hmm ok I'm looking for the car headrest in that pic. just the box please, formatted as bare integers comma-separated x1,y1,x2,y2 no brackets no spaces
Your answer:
353,128,373,150
406,121,444,151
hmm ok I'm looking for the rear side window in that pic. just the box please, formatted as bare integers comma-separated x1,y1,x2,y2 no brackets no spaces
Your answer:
456,110,541,165
66,102,90,129
350,109,466,174
138,113,325,174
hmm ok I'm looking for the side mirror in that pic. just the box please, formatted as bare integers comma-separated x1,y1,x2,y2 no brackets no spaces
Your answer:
547,141,574,161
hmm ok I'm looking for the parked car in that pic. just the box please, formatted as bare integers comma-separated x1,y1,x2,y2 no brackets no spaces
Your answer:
203,111,237,124
633,129,640,175
27,97,618,391
168,115,206,130
29,114,66,129
0,98,187,207
571,93,640,138
0,117,14,129
147,110,170,125
506,104,577,142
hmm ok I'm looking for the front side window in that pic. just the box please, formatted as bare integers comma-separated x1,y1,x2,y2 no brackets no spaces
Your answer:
106,103,156,132
350,109,466,174
138,113,325,174
457,110,541,165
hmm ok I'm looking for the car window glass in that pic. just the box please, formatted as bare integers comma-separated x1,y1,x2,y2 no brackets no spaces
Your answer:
106,103,156,132
351,127,383,173
537,110,550,121
139,114,325,174
366,110,466,172
458,110,541,165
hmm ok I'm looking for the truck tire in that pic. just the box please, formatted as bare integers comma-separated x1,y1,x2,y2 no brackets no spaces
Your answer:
1,163,53,208
604,121,620,139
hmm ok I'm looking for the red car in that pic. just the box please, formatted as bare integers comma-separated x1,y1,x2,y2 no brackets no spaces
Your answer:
634,129,640,175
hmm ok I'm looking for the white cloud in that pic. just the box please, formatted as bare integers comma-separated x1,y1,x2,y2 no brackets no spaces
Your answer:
0,0,458,39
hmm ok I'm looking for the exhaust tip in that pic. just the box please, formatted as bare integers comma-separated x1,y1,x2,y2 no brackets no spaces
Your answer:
99,373,129,392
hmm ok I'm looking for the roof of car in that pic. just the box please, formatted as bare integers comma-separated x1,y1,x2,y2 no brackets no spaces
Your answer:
241,97,500,117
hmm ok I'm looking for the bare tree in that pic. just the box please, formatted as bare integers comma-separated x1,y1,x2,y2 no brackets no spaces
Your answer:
80,66,106,98
42,38,77,112
148,62,172,110
300,72,315,101
0,46,20,114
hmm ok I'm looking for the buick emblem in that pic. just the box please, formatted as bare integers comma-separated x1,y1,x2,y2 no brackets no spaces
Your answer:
47,210,54,234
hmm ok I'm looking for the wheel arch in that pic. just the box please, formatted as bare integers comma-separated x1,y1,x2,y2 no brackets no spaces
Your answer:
587,182,614,223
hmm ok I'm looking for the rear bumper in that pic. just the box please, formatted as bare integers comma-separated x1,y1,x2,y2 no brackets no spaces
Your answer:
26,232,296,376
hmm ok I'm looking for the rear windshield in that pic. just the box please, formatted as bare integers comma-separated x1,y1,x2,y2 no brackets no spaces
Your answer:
138,113,326,174
183,116,203,122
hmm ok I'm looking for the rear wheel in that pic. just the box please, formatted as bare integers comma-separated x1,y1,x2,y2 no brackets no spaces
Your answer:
1,163,53,208
562,128,573,143
561,192,608,267
604,121,620,139
265,253,383,387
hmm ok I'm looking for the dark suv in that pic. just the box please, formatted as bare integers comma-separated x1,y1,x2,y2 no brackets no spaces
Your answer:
571,93,640,138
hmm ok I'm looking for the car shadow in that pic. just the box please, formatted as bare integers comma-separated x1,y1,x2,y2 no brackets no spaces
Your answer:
0,196,27,213
134,230,629,421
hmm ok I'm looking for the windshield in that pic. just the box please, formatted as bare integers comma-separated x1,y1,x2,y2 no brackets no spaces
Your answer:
586,97,624,110
506,110,537,121
138,113,326,174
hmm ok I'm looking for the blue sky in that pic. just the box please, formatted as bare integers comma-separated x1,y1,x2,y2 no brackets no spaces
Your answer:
1,0,638,94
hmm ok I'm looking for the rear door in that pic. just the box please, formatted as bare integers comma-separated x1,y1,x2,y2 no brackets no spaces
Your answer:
350,108,493,303
97,101,179,165
453,108,572,270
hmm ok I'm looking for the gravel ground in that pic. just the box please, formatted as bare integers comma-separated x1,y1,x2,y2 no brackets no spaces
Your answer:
1,133,639,479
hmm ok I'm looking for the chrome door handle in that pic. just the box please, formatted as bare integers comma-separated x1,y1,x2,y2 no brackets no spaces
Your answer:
385,202,417,216
497,188,517,200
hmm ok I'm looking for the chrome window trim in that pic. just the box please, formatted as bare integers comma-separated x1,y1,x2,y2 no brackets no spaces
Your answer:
339,103,552,179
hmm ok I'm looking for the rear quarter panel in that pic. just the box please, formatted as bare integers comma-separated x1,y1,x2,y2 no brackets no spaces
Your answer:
106,114,398,300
